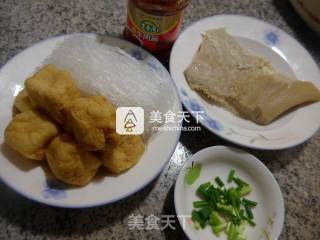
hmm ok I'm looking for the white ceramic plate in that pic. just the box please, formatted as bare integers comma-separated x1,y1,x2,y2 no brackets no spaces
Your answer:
170,14,320,150
174,146,285,240
0,34,182,208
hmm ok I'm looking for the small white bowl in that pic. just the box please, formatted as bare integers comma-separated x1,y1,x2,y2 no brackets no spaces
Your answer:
174,146,284,240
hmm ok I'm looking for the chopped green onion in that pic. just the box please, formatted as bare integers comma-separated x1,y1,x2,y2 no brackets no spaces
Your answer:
215,176,225,187
217,203,234,216
197,188,208,200
227,169,235,183
228,188,240,209
212,222,228,236
239,209,245,219
246,218,256,227
198,206,213,221
243,198,258,207
245,205,254,219
191,170,257,239
193,221,201,230
237,185,252,197
236,222,247,240
261,229,271,240
196,182,212,200
267,216,274,225
233,177,249,187
227,223,238,240
209,211,224,226
185,164,201,185
237,221,247,233
192,210,206,228
209,186,220,205
193,200,209,208
217,187,225,196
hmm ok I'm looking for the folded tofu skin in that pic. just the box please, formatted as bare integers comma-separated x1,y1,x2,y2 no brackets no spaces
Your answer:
184,28,320,125
98,132,145,174
4,110,59,160
65,96,116,151
45,134,101,186
25,64,81,124
14,89,34,112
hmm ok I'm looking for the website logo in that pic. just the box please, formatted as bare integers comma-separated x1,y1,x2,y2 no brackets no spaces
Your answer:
116,107,144,135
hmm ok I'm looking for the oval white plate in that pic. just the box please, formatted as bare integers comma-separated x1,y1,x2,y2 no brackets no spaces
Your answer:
0,34,182,208
170,14,320,150
174,146,285,240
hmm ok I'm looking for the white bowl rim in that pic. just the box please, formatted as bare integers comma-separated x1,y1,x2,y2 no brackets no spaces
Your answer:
174,145,285,239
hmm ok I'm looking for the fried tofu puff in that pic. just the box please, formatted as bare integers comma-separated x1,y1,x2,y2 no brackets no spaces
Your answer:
25,64,80,124
4,110,59,160
45,134,101,186
65,96,116,151
14,89,34,112
98,133,145,174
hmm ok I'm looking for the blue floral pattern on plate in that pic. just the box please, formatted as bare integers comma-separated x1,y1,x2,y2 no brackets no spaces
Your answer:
147,61,159,71
41,179,67,200
183,97,223,132
129,48,146,60
187,98,203,112
120,44,169,77
264,30,279,45
203,114,223,132
180,88,188,97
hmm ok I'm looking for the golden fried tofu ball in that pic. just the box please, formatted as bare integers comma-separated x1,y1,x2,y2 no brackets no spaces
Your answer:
14,89,34,112
45,134,101,186
25,64,80,124
65,96,116,151
4,110,59,160
98,133,145,174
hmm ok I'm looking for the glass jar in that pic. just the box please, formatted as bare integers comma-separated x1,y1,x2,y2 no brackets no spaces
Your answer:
124,0,191,61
